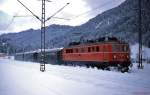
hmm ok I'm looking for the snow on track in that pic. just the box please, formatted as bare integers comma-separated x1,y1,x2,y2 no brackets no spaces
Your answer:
0,58,150,95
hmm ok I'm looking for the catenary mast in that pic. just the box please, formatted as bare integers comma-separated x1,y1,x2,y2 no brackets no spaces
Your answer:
17,0,69,72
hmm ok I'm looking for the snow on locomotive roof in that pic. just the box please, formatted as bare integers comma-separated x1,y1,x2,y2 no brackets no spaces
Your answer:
16,47,63,55
67,41,128,49
68,37,127,47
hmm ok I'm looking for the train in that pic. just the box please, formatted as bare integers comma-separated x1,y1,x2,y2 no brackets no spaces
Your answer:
0,53,6,58
15,37,132,72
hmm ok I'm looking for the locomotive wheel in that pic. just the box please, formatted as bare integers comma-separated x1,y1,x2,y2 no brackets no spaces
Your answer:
86,65,90,68
105,66,110,71
73,64,76,67
97,66,101,69
70,63,73,66
64,62,68,66
121,68,125,73
117,64,122,71
101,66,105,70
90,65,94,68
121,67,129,73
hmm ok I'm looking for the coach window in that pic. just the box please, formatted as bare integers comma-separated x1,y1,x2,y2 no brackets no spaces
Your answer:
88,47,91,52
96,46,99,52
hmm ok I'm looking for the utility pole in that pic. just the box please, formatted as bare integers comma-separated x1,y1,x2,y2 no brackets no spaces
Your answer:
40,0,46,72
138,0,143,69
17,0,69,72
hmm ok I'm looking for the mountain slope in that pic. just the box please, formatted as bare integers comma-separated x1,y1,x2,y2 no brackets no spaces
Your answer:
70,0,150,44
0,0,150,53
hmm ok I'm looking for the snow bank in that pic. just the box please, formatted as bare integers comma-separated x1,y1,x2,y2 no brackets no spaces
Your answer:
130,43,150,62
0,59,150,95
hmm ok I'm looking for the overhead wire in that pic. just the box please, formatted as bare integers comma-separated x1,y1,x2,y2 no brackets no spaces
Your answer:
59,0,123,25
4,12,20,31
60,0,126,41
71,0,116,19
5,0,124,31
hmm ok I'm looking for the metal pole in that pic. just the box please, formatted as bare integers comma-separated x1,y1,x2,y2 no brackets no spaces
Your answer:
17,0,41,21
138,0,143,69
40,0,46,72
17,0,69,72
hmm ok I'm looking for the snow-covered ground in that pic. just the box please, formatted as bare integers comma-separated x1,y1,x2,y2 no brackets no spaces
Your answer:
0,58,150,95
131,44,150,61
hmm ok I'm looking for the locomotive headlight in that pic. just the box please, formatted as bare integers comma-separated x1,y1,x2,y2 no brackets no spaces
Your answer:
127,55,129,59
113,55,117,59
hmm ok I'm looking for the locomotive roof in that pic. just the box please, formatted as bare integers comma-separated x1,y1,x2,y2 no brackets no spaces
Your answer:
68,37,128,47
66,40,128,49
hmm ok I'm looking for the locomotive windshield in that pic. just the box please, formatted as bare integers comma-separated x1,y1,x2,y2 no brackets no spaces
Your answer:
112,44,129,52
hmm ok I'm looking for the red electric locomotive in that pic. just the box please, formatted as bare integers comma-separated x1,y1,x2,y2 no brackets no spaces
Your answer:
61,37,131,72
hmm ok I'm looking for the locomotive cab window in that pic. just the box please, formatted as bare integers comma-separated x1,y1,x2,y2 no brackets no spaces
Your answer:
112,44,118,52
112,44,129,52
123,45,129,52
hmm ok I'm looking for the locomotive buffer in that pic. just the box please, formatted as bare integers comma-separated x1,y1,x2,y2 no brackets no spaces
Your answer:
17,0,69,72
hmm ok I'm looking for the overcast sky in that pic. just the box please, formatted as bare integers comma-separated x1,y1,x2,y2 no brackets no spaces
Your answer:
0,0,125,34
